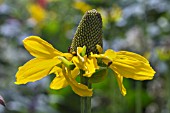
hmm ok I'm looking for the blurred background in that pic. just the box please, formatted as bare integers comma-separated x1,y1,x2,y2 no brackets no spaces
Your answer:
0,0,170,113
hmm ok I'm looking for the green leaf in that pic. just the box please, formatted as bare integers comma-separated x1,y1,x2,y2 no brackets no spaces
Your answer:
89,67,108,83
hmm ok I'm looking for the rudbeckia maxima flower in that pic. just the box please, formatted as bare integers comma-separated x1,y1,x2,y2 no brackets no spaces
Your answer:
15,10,155,97
15,36,155,96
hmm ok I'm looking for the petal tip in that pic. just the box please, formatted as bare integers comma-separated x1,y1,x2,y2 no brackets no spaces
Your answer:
14,81,22,85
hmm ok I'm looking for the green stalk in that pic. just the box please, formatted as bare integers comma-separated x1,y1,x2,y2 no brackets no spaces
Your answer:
80,70,92,113
135,81,142,113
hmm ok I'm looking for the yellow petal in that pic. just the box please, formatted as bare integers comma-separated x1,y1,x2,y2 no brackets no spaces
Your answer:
50,76,68,90
23,36,63,58
110,51,155,80
104,49,117,61
63,68,93,97
15,58,61,84
50,66,79,90
72,56,84,69
63,53,73,61
71,47,86,70
96,44,103,54
91,49,116,61
116,51,149,63
114,73,126,96
77,47,85,62
49,66,61,76
50,66,68,90
71,67,80,78
83,57,99,77
91,52,105,59
73,53,99,77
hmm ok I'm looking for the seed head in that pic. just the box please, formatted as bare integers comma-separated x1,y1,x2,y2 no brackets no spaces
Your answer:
70,9,103,55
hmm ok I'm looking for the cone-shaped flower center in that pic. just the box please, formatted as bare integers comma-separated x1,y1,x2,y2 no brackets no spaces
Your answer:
70,9,103,55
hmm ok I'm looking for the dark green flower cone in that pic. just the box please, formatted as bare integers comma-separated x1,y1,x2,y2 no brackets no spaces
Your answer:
70,9,103,55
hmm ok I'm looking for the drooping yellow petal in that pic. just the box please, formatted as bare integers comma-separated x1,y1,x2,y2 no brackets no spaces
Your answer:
63,68,93,97
114,72,126,96
71,67,80,78
50,66,79,90
71,47,86,70
110,51,155,80
77,47,85,62
23,36,63,58
72,56,84,69
83,57,99,77
50,66,69,89
15,58,61,84
50,76,68,90
72,47,99,77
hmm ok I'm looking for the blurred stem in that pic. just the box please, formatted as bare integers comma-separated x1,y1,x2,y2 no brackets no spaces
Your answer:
135,81,142,113
80,70,91,113
166,63,170,112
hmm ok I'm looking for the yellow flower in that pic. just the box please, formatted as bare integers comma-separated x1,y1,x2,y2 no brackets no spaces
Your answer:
73,1,92,13
15,36,92,97
91,47,156,96
15,9,156,97
110,5,122,22
27,3,46,23
157,48,170,61
15,36,155,97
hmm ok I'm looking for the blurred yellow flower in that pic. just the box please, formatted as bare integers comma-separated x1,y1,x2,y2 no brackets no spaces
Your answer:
97,5,122,27
73,1,92,13
97,8,108,27
27,3,46,23
157,48,170,61
110,5,122,22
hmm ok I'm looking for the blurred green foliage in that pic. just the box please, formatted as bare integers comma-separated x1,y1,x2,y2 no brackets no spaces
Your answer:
0,0,170,113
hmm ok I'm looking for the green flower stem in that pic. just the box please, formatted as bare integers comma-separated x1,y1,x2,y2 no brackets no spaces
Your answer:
80,70,92,113
135,81,142,113
58,56,75,70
